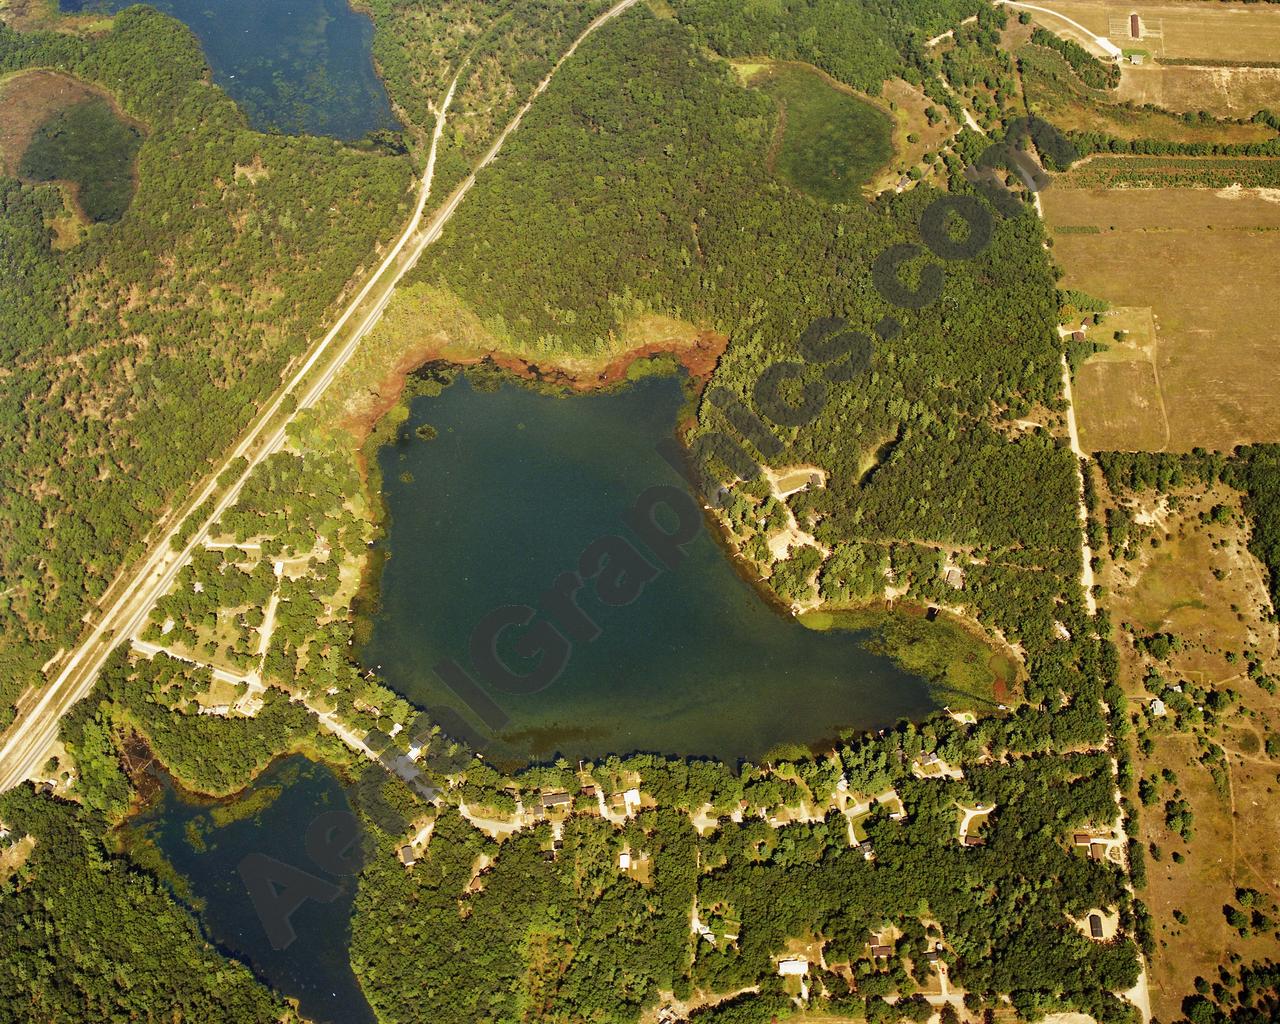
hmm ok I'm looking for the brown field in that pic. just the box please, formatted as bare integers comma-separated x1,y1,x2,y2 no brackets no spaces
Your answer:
0,69,101,175
1099,485,1280,1019
1117,64,1280,117
1070,306,1169,452
1045,187,1280,451
1027,0,1280,62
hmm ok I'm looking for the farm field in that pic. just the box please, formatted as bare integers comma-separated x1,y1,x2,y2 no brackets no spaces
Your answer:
1026,0,1280,62
1098,485,1280,1019
1044,187,1280,451
747,62,893,204
1116,64,1280,118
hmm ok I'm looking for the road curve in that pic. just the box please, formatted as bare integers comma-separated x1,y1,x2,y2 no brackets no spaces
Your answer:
0,0,640,792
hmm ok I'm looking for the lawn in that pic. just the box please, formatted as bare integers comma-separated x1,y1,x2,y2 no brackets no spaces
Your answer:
750,63,892,205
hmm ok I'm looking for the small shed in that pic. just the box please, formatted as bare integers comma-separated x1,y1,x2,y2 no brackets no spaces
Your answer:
1089,913,1104,939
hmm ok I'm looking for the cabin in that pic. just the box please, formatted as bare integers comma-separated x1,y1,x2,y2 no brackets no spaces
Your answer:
1089,913,1104,939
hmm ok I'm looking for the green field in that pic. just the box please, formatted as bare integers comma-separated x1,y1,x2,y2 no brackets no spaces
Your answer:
754,63,892,204
19,97,143,222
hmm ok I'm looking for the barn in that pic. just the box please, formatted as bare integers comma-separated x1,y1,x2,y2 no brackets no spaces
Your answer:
1130,12,1141,38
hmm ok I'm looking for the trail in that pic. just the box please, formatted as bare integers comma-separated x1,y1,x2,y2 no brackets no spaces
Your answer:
1060,356,1098,615
0,0,642,793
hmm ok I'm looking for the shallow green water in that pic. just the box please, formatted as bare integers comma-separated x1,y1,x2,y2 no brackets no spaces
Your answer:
130,756,374,1024
362,372,936,763
61,0,397,140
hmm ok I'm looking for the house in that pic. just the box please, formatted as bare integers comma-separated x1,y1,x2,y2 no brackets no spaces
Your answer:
870,944,893,959
1089,842,1107,861
861,840,876,861
553,839,564,851
942,566,965,590
581,784,596,797
963,834,985,847
542,849,557,862
1073,833,1093,847
541,791,572,811
1129,52,1144,65
1072,330,1086,342
1089,913,1104,939
777,957,809,977
925,944,941,963
397,845,416,867
623,787,642,815
1150,698,1167,717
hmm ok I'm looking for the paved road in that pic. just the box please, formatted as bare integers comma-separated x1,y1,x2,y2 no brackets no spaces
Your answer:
0,0,641,793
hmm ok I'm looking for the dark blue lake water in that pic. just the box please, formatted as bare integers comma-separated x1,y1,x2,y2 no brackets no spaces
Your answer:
130,756,374,1024
62,0,397,140
362,371,936,763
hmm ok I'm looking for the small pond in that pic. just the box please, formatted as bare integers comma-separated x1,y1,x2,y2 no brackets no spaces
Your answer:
129,756,374,1024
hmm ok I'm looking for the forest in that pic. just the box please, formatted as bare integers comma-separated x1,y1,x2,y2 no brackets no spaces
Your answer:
0,8,413,724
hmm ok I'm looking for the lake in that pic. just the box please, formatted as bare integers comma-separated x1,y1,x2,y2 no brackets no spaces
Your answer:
129,756,374,1024
361,370,936,763
61,0,397,140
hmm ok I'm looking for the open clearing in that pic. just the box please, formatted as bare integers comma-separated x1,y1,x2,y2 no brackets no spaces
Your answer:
1044,187,1280,451
747,62,893,204
1099,485,1280,1019
1026,0,1280,62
